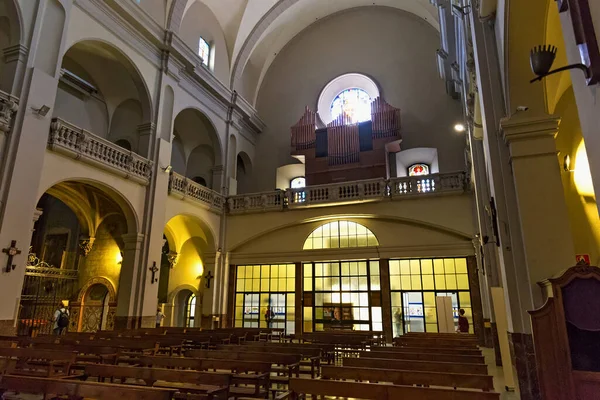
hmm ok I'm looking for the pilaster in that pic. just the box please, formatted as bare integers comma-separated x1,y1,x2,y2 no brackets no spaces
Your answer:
137,122,156,159
115,232,145,329
1,44,28,95
501,115,575,306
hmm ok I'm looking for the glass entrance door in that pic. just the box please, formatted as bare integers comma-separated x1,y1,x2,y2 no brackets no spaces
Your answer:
242,293,260,327
402,292,424,333
266,293,286,330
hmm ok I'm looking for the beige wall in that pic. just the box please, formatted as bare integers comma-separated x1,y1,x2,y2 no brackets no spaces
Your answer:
227,194,476,264
253,7,465,192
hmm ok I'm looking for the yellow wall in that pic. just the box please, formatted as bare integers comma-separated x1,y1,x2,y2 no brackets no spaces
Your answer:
554,88,600,265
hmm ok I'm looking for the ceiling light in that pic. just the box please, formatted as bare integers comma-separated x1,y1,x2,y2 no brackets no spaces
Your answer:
454,123,466,132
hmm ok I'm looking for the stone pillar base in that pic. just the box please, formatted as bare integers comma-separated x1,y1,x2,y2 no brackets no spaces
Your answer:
0,320,16,336
509,332,540,400
483,319,494,348
490,322,502,366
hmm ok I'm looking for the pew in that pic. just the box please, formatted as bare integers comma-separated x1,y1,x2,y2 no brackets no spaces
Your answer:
344,356,488,375
81,364,230,400
370,345,482,356
0,375,177,400
357,350,485,364
32,343,119,367
138,356,270,398
288,377,500,400
394,336,479,348
321,365,495,391
0,348,76,377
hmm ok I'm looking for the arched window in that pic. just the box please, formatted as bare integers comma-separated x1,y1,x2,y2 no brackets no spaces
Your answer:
199,37,210,67
330,88,372,124
290,177,306,189
192,176,207,186
185,293,196,327
115,139,132,151
303,221,379,250
408,163,430,176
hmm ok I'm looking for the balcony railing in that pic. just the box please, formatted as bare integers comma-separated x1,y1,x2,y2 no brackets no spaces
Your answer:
48,118,153,185
228,171,467,214
168,171,225,213
0,90,18,133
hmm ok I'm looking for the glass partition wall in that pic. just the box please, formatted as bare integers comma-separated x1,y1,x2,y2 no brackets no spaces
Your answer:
232,257,473,336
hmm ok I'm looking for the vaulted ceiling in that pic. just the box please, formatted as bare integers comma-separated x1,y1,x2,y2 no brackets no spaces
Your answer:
141,0,439,102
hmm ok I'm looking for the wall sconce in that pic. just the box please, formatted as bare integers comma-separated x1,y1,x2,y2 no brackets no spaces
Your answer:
116,251,123,264
161,165,172,173
563,154,574,172
31,105,51,117
454,123,466,133
529,45,590,83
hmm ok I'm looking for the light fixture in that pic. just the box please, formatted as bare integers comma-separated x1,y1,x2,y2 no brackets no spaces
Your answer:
31,105,51,117
563,154,572,172
116,251,123,264
454,123,466,132
161,165,173,173
529,45,590,83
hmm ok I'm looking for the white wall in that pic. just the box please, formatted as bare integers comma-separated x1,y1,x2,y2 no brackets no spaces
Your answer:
254,7,465,192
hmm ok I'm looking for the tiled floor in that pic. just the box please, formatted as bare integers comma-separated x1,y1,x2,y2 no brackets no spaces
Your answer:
483,347,520,400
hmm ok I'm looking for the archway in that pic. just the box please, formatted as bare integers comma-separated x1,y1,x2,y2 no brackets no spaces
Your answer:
72,277,117,332
236,151,253,194
54,40,153,156
20,180,134,335
161,214,216,328
170,108,223,191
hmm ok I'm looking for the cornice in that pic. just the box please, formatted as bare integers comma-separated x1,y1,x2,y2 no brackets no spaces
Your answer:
500,114,561,143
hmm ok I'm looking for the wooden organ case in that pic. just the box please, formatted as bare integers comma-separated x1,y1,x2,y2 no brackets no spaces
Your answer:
529,264,600,400
290,97,401,185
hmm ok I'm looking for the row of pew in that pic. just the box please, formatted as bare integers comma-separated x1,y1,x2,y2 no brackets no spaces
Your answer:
0,328,499,399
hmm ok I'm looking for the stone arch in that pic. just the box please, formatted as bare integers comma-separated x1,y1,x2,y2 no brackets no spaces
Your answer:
236,151,252,194
38,178,139,235
0,0,23,92
77,276,117,303
166,284,199,327
171,107,223,190
56,39,154,136
109,99,144,154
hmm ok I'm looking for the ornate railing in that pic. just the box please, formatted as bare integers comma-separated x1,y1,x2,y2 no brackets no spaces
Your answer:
0,90,18,133
228,172,467,214
168,171,225,213
227,190,285,213
48,118,153,185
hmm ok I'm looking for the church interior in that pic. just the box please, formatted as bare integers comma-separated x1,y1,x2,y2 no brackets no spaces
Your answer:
0,0,598,399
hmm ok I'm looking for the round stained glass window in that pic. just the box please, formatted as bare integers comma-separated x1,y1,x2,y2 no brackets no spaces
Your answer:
330,88,372,124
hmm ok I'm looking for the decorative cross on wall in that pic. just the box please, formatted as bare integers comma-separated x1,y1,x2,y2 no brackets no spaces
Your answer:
2,240,21,273
149,262,159,284
204,271,214,289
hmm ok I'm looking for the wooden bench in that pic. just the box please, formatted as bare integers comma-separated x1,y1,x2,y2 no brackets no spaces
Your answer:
0,347,76,377
372,345,482,356
32,343,119,366
0,375,177,400
288,377,499,399
138,356,270,398
321,365,495,391
186,350,301,378
344,356,488,375
81,364,230,400
394,336,479,348
358,350,485,364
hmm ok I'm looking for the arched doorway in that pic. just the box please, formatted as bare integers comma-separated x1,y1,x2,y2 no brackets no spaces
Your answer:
72,278,116,332
185,292,197,328
19,180,134,335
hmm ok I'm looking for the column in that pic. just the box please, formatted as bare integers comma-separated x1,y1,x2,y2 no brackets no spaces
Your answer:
295,262,302,335
137,122,156,159
378,259,393,343
501,115,575,399
115,233,145,329
212,165,225,193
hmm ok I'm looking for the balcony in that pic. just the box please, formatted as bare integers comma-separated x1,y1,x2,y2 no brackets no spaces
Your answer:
0,89,19,133
168,172,226,213
228,171,467,214
48,118,153,185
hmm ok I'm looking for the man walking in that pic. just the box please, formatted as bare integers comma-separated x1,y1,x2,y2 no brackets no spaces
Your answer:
53,302,69,335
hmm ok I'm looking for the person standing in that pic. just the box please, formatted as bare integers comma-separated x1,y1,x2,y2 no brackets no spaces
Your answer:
156,308,165,328
393,308,403,337
457,308,469,333
53,303,69,335
265,306,275,328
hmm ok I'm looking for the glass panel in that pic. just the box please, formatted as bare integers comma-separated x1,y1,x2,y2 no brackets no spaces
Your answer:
400,260,411,275
421,259,433,274
390,260,400,276
422,274,435,290
411,275,422,290
433,259,445,275
457,274,470,290
303,307,313,332
370,276,381,290
444,258,456,274
390,277,401,291
435,275,446,290
455,258,468,274
459,291,472,308
401,275,411,290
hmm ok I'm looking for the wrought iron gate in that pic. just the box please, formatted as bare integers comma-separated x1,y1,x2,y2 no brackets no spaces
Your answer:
17,252,77,336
